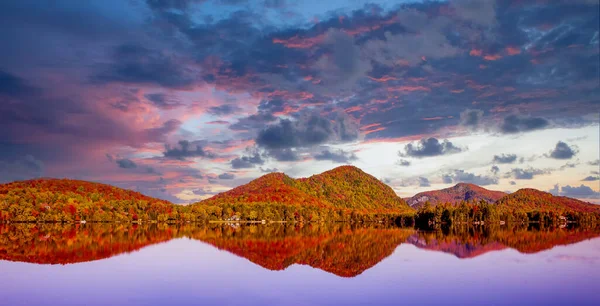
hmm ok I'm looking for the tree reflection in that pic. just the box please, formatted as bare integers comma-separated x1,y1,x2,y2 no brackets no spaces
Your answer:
1,223,599,277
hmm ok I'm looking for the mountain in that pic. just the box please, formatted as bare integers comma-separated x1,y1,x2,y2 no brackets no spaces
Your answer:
495,188,600,213
0,178,174,222
405,183,507,208
197,166,413,220
296,165,409,211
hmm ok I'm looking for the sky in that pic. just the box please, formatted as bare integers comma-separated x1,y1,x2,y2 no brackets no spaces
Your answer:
0,0,598,204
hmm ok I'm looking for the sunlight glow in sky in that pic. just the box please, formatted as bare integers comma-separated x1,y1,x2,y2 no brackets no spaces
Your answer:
0,0,598,203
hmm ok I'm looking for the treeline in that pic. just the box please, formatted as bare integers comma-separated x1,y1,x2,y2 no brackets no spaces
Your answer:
414,200,600,227
187,202,415,225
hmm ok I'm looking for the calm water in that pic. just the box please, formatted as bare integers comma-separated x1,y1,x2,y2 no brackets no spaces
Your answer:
1,223,600,306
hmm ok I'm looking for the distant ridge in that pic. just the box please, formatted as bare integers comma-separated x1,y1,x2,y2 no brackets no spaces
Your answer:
496,188,600,213
405,183,507,208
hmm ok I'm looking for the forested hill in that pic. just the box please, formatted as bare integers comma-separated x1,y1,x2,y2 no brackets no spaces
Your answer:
1,168,599,223
406,183,507,208
495,188,600,213
0,178,174,222
196,165,413,221
295,165,409,211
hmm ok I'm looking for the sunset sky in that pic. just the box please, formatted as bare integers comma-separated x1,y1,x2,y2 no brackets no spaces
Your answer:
0,0,598,203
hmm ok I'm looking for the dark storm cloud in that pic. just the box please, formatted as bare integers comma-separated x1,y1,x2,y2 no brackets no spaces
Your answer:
443,170,498,186
314,149,357,164
499,114,550,134
218,172,235,180
400,138,463,158
582,176,600,181
505,168,550,180
116,158,137,169
93,44,196,88
548,141,578,160
256,112,359,150
163,140,215,160
493,154,518,164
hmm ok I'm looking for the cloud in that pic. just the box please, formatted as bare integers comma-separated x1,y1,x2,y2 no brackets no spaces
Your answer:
418,177,431,187
314,149,357,163
264,0,285,8
460,109,484,129
491,165,500,175
192,187,214,196
547,141,578,159
400,138,463,158
316,29,371,87
442,169,498,186
499,114,549,134
256,112,359,150
144,93,184,110
0,70,38,97
589,160,600,166
92,44,196,88
218,172,235,180
145,0,203,11
0,155,44,183
229,112,277,131
397,159,411,167
208,104,243,116
116,158,137,169
450,0,497,26
509,181,516,185
260,167,279,173
493,154,518,164
582,176,599,181
552,184,600,199
505,167,550,180
269,148,300,162
231,151,265,169
559,162,578,170
363,9,459,66
163,140,215,160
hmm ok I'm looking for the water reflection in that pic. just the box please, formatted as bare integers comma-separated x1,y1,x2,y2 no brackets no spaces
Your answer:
2,223,599,277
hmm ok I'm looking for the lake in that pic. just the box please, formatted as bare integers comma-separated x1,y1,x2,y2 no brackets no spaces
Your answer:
1,223,599,306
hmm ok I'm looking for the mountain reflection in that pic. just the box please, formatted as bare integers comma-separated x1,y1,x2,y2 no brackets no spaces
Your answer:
1,223,599,277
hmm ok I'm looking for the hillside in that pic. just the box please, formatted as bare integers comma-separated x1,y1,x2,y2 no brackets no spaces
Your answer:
296,165,409,211
0,178,174,222
197,166,413,221
406,183,507,208
495,188,600,213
